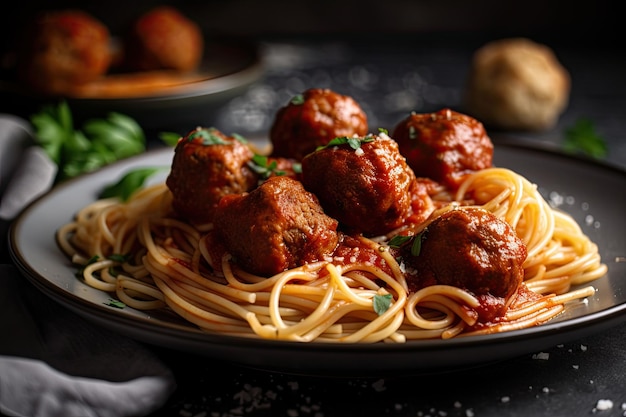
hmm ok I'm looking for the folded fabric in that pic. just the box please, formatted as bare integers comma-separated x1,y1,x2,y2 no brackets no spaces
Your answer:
0,114,36,199
0,114,56,221
0,114,177,416
0,264,177,417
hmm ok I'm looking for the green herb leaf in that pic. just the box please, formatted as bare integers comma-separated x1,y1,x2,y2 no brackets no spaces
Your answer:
104,299,126,309
159,131,182,147
411,230,426,256
373,293,393,315
108,253,129,263
290,94,305,105
30,101,147,182
387,230,426,256
75,255,100,277
315,136,375,152
249,154,285,179
99,167,163,201
563,118,607,159
231,133,249,144
387,235,413,248
188,128,229,145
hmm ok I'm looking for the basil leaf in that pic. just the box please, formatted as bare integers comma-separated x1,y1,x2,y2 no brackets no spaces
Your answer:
99,167,162,201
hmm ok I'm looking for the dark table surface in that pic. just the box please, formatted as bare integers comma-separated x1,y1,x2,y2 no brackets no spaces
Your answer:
2,33,626,417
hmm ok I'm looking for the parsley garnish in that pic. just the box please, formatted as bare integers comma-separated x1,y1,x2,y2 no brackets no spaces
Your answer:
563,118,607,159
104,299,126,309
75,255,100,278
387,230,426,256
373,293,393,315
187,128,229,145
108,253,130,263
315,136,375,152
290,94,305,105
248,154,286,179
387,235,412,248
232,133,249,144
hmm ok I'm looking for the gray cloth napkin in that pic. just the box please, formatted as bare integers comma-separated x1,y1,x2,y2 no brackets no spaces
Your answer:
0,114,177,416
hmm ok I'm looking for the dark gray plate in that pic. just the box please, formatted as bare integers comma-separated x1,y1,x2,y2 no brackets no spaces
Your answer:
9,142,626,376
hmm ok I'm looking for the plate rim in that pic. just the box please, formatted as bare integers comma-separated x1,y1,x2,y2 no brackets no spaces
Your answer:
0,37,264,102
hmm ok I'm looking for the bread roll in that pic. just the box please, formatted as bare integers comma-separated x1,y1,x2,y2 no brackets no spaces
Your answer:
463,37,570,131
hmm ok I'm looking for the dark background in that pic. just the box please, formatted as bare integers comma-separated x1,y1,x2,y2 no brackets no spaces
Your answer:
0,0,620,47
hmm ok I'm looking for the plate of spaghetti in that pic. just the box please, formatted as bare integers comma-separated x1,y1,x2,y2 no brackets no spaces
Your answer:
8,92,626,376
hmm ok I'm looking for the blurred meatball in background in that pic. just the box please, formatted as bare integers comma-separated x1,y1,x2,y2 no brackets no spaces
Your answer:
16,9,112,96
123,6,204,72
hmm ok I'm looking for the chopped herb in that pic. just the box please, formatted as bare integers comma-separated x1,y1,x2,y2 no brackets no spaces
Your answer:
232,133,249,144
249,154,285,179
373,293,393,315
188,128,229,145
410,230,426,256
378,127,389,135
75,255,100,277
290,94,305,105
108,253,129,263
387,230,426,256
408,126,417,140
563,118,607,159
99,167,163,201
316,136,375,152
387,235,412,248
104,299,126,309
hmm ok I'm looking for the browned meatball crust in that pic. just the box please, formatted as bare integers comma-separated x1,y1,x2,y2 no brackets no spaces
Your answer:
301,134,417,236
123,6,203,72
214,175,340,276
270,88,369,160
16,10,112,95
166,127,258,225
398,207,527,300
392,109,493,189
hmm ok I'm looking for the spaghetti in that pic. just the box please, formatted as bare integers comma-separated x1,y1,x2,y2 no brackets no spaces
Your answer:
56,166,606,343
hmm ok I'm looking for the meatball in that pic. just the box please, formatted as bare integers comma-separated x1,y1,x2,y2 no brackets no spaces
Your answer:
270,88,369,160
391,109,493,189
123,6,203,72
16,10,112,95
214,175,340,276
166,127,258,225
398,207,527,300
463,37,570,131
301,133,417,236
